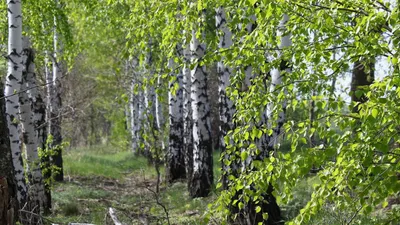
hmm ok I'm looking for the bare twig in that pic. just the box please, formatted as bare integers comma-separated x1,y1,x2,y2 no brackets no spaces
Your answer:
145,186,171,225
0,73,68,100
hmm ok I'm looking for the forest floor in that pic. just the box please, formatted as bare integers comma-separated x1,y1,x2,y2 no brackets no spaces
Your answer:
45,145,390,225
46,145,219,225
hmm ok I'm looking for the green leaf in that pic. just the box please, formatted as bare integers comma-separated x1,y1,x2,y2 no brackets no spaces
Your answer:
267,164,274,172
241,151,248,161
238,202,244,210
371,108,378,118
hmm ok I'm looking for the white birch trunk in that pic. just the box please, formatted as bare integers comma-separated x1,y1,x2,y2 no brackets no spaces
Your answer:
19,76,41,210
166,47,186,182
26,50,46,152
45,50,53,144
216,7,235,187
137,90,145,151
6,0,27,205
129,57,141,154
128,59,138,154
28,49,51,212
216,7,234,151
19,39,46,211
189,27,213,198
50,11,64,181
182,41,193,181
155,75,164,150
143,43,157,158
129,79,137,153
267,14,291,150
238,16,258,168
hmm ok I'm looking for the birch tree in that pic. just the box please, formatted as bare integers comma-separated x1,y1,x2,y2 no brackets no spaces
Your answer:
49,11,64,182
215,6,235,188
19,38,45,215
5,0,27,206
182,42,193,183
166,46,186,183
27,53,51,213
0,81,18,225
129,60,139,154
128,57,141,154
143,44,157,159
351,60,375,112
189,19,213,197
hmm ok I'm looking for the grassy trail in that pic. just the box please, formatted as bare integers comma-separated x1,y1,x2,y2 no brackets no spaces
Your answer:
47,146,217,225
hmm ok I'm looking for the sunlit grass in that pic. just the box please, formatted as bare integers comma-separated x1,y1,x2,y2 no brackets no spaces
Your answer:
63,145,153,179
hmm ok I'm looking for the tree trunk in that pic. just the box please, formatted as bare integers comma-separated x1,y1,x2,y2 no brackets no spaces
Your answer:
189,26,213,198
216,6,235,189
50,13,64,182
155,75,165,151
42,52,53,212
19,39,46,216
238,14,290,225
130,57,141,155
143,41,157,161
261,14,291,225
129,77,138,154
166,47,186,183
5,0,27,206
351,60,375,113
183,42,194,184
137,90,145,154
0,82,18,225
127,59,137,154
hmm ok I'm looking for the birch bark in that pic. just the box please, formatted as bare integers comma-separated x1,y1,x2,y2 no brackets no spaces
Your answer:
166,46,186,182
189,27,213,198
5,0,27,205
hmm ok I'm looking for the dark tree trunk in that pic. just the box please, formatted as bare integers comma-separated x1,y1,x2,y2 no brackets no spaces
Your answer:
351,60,375,113
37,96,52,214
50,111,63,182
0,82,18,225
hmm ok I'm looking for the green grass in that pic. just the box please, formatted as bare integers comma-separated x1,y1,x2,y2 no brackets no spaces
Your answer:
50,146,392,225
47,145,220,225
63,145,152,179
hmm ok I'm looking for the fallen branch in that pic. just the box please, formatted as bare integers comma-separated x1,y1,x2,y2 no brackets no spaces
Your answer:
108,207,125,225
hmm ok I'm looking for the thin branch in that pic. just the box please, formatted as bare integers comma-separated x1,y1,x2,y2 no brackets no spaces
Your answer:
0,73,68,100
373,0,391,12
145,186,171,225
